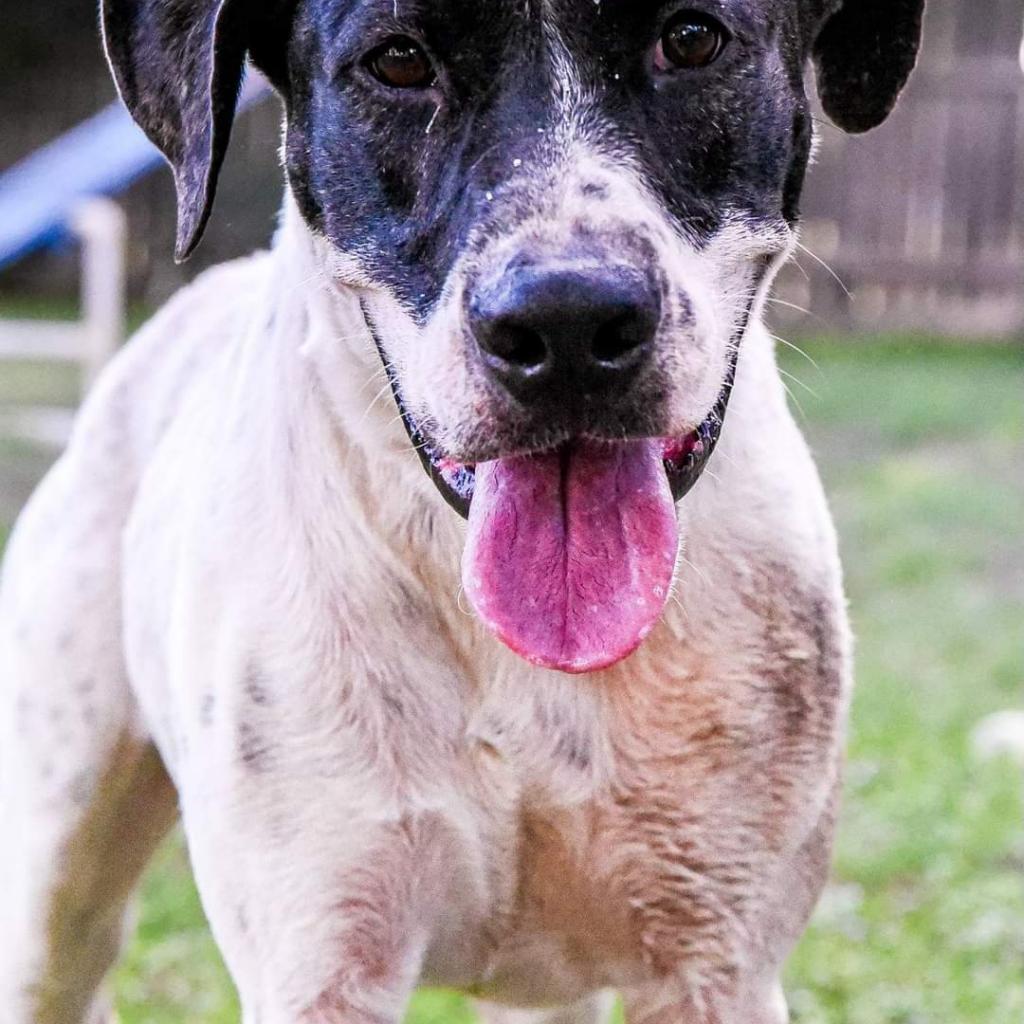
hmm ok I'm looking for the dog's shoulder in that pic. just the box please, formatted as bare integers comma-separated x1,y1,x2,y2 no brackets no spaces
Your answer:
75,252,275,462
1,252,276,613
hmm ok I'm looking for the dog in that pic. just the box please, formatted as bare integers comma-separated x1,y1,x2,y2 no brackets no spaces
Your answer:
0,1,924,1021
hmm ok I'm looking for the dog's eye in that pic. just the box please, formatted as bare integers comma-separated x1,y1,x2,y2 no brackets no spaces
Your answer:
655,12,729,71
365,37,436,89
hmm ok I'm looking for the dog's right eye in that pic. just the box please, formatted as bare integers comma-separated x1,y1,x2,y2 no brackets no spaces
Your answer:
655,12,730,72
365,37,436,90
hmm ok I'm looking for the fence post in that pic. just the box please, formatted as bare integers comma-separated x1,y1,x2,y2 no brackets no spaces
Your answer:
70,198,127,395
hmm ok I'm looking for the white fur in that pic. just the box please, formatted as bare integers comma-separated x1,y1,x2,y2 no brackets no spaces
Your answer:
0,189,849,1024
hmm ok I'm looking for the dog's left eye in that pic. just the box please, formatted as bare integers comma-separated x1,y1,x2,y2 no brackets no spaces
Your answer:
365,37,436,89
655,12,730,71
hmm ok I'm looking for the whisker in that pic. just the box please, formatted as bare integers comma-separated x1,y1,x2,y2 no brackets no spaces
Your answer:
764,296,815,317
709,446,739,470
357,361,391,395
677,553,711,592
780,379,807,422
794,240,851,298
280,266,329,300
359,379,397,424
455,584,475,617
777,366,820,400
788,253,811,283
668,590,692,624
770,333,822,374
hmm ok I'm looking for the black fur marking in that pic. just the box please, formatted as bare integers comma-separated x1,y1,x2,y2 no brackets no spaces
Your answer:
101,0,273,259
243,663,272,706
812,0,925,134
103,1,922,273
381,692,406,719
237,721,273,772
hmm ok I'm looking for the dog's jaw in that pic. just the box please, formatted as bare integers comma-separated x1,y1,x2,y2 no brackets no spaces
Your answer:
364,297,740,521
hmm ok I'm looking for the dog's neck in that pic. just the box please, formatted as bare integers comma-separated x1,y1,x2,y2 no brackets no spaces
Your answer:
269,194,418,448
246,197,464,572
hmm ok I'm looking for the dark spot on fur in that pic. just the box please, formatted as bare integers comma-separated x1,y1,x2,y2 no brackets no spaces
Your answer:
237,904,250,934
553,731,591,772
809,597,845,702
243,664,271,707
535,702,592,772
475,737,502,760
76,677,96,696
740,562,845,747
199,693,215,726
381,692,405,719
392,580,428,622
580,180,609,200
237,721,273,773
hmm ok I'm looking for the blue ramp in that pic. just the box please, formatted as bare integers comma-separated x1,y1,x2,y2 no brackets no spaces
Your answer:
0,73,271,271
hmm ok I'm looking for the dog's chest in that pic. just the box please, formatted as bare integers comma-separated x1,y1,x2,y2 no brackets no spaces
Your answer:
443,709,677,997
440,602,843,1002
449,694,639,999
454,712,742,1002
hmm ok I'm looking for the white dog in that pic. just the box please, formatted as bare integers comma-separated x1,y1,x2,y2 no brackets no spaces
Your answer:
0,1,924,1021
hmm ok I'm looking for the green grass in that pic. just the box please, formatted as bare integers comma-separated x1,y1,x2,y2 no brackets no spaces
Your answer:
2,337,1021,1022
0,358,80,408
777,340,1023,1023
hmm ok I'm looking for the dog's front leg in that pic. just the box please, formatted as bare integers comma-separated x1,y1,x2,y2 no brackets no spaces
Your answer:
182,793,460,1024
623,977,789,1024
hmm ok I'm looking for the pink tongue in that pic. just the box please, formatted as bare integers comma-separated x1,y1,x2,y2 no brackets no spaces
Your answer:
462,439,679,673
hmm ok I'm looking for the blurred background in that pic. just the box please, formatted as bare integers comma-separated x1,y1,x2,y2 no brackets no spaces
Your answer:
1,1,1022,1022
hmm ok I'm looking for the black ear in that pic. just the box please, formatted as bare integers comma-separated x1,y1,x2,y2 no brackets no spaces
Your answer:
812,0,925,133
102,0,248,260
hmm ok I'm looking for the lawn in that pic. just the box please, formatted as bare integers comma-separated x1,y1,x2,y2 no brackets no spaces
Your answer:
1,337,1021,1023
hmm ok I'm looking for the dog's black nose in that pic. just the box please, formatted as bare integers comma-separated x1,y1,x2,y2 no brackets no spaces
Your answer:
469,266,660,403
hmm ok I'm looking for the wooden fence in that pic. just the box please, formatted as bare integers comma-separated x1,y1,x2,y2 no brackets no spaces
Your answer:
775,0,1024,338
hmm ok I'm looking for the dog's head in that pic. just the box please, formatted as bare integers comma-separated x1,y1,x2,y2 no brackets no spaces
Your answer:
104,0,923,672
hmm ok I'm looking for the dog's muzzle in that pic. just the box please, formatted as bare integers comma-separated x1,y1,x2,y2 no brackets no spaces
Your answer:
359,280,740,675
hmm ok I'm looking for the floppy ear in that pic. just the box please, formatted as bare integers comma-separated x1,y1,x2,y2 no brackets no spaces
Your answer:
102,0,248,260
812,0,925,133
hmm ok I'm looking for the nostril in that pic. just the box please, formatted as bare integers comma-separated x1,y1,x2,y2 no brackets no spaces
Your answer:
488,323,548,370
592,312,650,365
470,265,660,399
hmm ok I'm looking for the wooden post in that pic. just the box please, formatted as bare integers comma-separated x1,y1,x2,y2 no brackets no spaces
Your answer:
70,198,126,395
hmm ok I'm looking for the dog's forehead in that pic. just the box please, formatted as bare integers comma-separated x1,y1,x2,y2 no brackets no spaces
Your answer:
311,0,796,51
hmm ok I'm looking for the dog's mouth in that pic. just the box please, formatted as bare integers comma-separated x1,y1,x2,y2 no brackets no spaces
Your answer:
425,387,731,518
364,306,736,673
